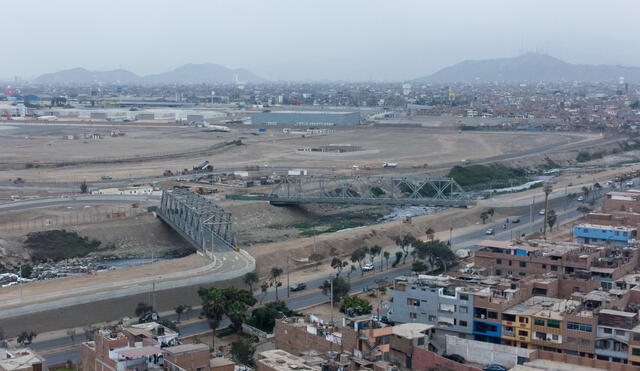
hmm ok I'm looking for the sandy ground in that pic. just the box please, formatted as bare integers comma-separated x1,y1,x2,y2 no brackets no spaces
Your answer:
0,125,585,182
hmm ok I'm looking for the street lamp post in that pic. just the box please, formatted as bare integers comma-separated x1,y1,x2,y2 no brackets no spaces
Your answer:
543,183,553,237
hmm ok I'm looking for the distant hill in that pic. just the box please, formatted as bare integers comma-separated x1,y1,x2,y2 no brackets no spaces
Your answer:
143,63,263,84
415,53,640,83
34,67,140,84
33,63,264,85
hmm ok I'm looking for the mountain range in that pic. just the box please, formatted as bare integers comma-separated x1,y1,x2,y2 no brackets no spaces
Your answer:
33,63,264,85
415,53,640,83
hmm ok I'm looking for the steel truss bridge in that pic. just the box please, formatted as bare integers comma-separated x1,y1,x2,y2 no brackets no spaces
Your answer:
157,188,236,256
268,175,474,207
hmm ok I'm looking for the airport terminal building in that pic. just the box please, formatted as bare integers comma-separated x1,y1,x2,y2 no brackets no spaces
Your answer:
249,111,360,127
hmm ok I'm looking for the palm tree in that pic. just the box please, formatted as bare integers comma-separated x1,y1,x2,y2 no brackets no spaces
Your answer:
198,288,225,349
244,272,259,292
259,282,269,304
270,267,283,300
383,251,390,270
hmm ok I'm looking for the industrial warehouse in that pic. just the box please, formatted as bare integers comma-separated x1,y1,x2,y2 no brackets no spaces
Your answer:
249,110,361,126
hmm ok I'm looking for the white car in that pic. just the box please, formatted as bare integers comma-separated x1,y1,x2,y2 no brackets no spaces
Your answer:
538,209,546,215
577,196,585,202
362,263,374,272
626,181,634,186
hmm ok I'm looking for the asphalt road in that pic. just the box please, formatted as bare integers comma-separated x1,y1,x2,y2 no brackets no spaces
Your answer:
0,195,160,212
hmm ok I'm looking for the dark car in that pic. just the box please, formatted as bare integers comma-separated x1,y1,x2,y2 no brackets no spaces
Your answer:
443,354,465,363
483,365,507,371
511,218,520,223
290,282,307,292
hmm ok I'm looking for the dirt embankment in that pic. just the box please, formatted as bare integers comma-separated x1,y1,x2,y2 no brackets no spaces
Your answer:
0,213,195,269
244,204,521,278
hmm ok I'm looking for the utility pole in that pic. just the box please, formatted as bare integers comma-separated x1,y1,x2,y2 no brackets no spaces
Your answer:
543,183,553,237
287,256,290,298
329,278,334,356
529,196,535,235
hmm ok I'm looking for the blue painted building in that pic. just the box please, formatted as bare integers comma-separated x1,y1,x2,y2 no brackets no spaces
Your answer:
573,224,636,246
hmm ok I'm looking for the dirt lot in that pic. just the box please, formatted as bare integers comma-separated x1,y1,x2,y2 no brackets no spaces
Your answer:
0,124,589,182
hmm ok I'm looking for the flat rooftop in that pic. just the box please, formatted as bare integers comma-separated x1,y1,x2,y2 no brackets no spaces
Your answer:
575,223,636,231
0,349,44,371
257,350,321,371
504,296,581,320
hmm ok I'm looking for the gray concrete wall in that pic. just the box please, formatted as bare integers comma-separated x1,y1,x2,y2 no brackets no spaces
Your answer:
445,335,535,368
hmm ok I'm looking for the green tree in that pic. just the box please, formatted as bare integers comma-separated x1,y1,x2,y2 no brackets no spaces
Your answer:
20,264,33,279
198,287,225,349
321,277,350,304
331,257,348,277
351,247,368,276
411,261,429,273
383,251,391,270
369,245,382,271
339,296,372,314
247,301,295,333
17,331,37,346
80,181,88,194
134,302,153,318
227,301,249,333
392,251,403,267
244,272,259,292
480,211,489,224
395,234,416,264
270,267,284,300
425,227,435,240
174,305,186,323
547,210,557,232
230,338,256,366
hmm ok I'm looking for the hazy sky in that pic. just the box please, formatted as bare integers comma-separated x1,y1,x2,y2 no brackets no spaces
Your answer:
4,0,640,81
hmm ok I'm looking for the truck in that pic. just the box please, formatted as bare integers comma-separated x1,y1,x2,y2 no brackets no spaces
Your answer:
382,162,398,168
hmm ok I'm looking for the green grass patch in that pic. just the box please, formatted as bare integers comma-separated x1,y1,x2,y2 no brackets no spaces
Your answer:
292,222,316,229
299,221,365,237
448,164,528,190
24,230,108,263
576,151,604,163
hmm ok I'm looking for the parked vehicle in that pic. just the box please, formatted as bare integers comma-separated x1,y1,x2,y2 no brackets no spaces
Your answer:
101,175,112,180
483,365,507,371
362,263,374,271
443,354,465,364
290,282,307,292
